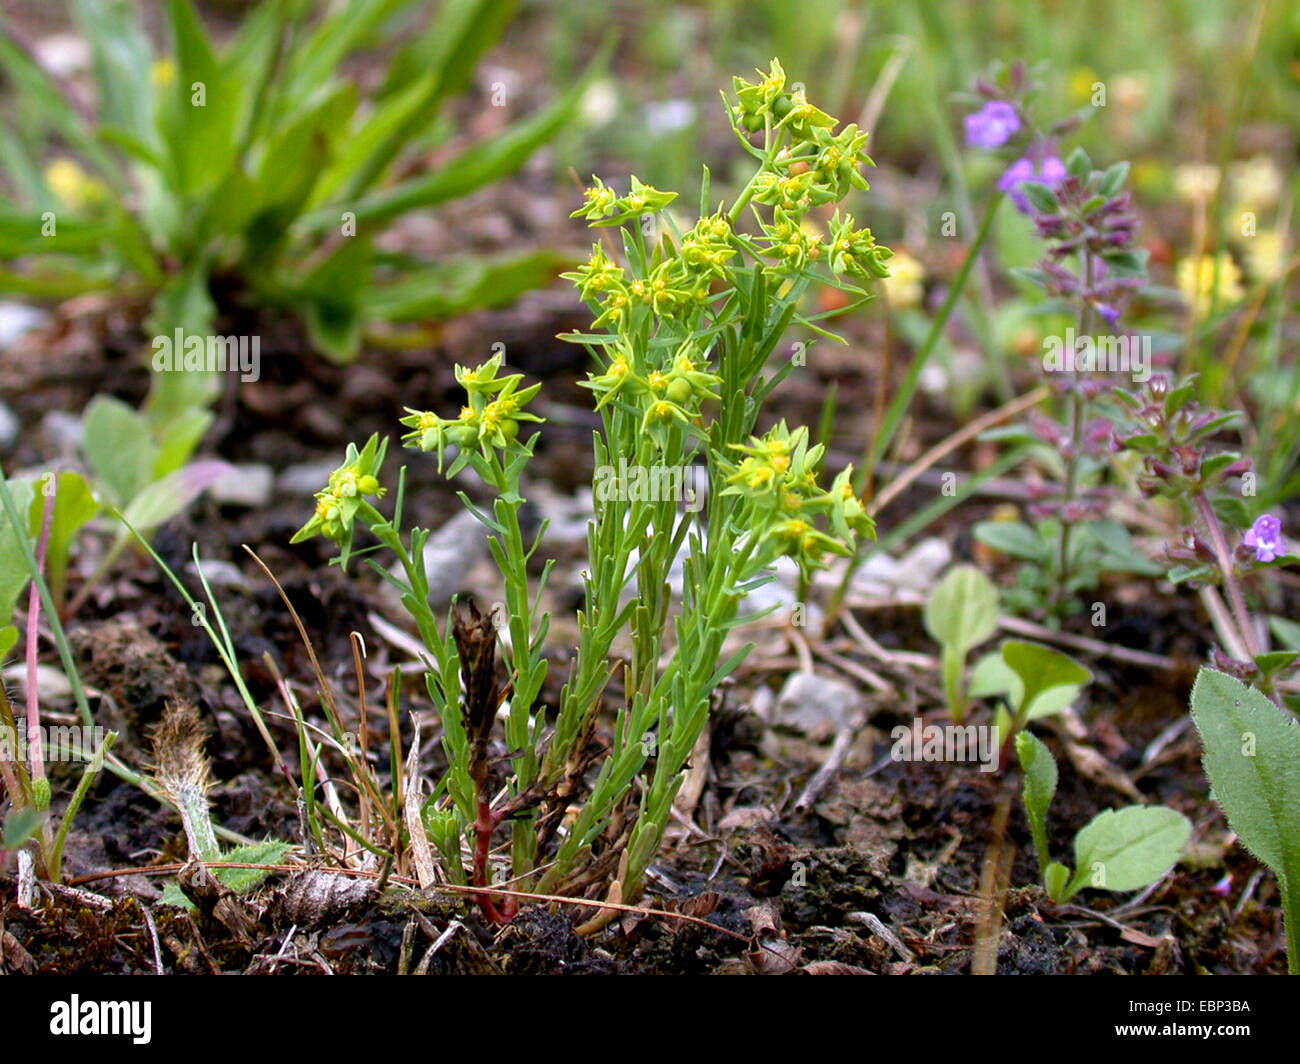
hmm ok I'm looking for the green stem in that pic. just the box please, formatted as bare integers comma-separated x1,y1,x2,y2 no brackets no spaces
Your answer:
1196,491,1260,658
1050,249,1097,616
862,192,1004,484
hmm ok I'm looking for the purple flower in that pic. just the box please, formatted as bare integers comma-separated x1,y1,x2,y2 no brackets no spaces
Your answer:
1095,302,1120,327
1243,514,1285,563
1000,153,1066,213
964,100,1021,149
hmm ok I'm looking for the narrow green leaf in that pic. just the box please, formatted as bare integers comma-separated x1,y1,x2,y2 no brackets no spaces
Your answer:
1016,731,1058,878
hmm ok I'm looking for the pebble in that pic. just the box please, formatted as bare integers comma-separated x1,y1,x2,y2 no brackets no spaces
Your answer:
404,509,491,607
276,460,338,496
209,463,274,509
776,670,863,734
40,411,84,457
0,302,48,350
0,402,17,451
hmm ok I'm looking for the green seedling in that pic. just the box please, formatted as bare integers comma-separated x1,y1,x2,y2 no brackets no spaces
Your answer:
1016,731,1191,903
970,639,1092,748
1190,667,1300,974
924,564,999,723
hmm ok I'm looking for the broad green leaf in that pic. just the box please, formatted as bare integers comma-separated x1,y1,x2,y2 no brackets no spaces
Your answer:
119,459,231,535
1001,640,1092,721
1067,805,1191,897
970,651,1082,720
1268,616,1300,651
83,395,156,506
155,407,215,479
1020,181,1059,214
0,33,120,182
71,0,158,151
1016,731,1058,877
972,520,1044,563
318,70,590,230
924,564,999,653
363,249,572,322
29,472,102,605
345,0,521,195
215,839,294,893
1254,651,1300,681
296,236,373,362
161,0,239,198
1043,861,1070,902
1098,161,1130,198
243,83,358,263
0,478,36,626
0,625,17,659
1190,668,1300,891
3,805,45,850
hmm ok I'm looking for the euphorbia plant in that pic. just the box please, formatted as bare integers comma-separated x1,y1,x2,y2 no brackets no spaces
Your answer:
292,60,887,920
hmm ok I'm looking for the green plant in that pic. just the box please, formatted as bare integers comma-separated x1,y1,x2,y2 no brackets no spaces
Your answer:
0,397,228,620
1190,667,1300,973
292,60,887,920
970,638,1091,741
973,516,1162,618
0,478,116,882
0,0,592,431
923,564,999,723
1016,730,1191,903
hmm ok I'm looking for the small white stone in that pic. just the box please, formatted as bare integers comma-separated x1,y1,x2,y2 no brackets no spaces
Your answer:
209,463,273,508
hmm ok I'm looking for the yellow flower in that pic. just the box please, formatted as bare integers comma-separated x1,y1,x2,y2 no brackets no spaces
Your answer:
1228,155,1281,211
1172,163,1220,204
150,57,176,89
880,249,925,309
1177,252,1244,318
1242,230,1286,283
1068,66,1099,105
43,158,104,210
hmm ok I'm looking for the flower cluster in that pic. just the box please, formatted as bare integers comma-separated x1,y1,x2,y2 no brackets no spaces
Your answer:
1019,150,1147,326
563,212,738,328
572,175,677,228
1113,374,1251,502
291,435,388,544
720,422,875,579
826,210,893,280
730,58,835,140
579,339,722,447
399,353,543,471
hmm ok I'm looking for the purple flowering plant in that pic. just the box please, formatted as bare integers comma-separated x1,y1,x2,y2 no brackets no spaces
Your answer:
963,64,1157,618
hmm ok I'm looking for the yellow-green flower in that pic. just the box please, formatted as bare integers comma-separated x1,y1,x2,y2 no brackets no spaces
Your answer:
292,435,388,544
43,158,106,211
880,249,925,308
1177,252,1244,319
1242,230,1286,283
1228,155,1281,211
401,354,542,469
